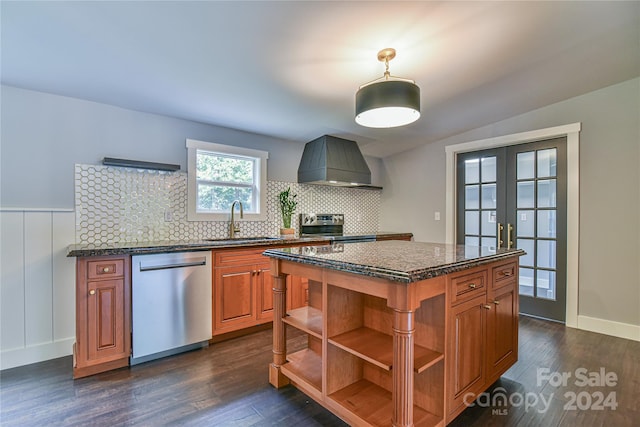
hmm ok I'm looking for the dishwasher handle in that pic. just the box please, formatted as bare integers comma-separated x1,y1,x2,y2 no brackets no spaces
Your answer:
139,258,207,272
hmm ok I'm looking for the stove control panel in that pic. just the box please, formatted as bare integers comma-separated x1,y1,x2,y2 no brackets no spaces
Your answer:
299,213,344,236
300,213,344,226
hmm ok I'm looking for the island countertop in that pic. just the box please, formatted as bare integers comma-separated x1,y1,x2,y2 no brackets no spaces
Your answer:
263,240,524,283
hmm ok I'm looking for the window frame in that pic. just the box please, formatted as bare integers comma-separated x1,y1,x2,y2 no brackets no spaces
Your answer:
186,139,268,222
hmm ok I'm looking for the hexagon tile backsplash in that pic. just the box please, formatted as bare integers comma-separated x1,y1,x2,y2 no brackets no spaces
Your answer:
74,164,381,245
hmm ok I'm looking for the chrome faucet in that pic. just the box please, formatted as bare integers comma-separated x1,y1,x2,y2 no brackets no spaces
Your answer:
229,200,244,238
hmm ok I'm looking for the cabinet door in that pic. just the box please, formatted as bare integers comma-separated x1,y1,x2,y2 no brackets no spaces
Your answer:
256,264,274,321
86,278,128,362
448,294,486,414
214,265,254,334
486,283,518,380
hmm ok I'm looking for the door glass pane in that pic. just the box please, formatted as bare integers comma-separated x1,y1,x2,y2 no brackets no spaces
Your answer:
517,181,535,208
481,211,497,236
517,238,535,266
481,184,496,209
464,245,481,258
537,179,556,208
537,210,557,238
517,152,535,180
465,159,479,184
481,156,496,182
481,237,497,250
465,185,479,209
465,211,479,235
519,267,534,296
537,148,557,178
537,270,556,300
465,236,479,246
537,240,556,269
517,210,535,237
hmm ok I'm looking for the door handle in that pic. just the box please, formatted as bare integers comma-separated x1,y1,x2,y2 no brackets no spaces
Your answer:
497,223,504,249
506,223,514,249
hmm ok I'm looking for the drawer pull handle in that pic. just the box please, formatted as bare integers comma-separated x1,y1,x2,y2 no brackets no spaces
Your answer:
89,290,96,295
102,267,110,273
493,300,500,305
500,271,512,277
483,304,492,310
468,283,477,289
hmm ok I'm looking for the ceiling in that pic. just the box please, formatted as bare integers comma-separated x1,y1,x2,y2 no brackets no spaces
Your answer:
2,1,639,158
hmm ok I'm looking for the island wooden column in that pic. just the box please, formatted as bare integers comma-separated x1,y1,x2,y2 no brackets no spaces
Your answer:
268,260,289,388
391,309,415,427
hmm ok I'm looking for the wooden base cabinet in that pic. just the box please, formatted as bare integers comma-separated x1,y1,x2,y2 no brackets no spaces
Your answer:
445,260,518,423
212,247,313,336
74,256,131,379
486,261,519,382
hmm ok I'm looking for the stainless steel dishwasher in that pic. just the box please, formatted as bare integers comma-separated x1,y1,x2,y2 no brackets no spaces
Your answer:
130,251,212,365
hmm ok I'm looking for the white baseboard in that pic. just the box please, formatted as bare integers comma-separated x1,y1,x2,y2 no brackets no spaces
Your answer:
0,338,74,370
577,315,640,342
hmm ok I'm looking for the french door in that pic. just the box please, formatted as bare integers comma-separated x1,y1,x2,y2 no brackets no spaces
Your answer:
456,138,567,322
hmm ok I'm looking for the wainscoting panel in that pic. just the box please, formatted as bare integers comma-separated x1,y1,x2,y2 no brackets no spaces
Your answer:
0,209,76,370
1,212,25,351
53,213,76,342
24,212,54,346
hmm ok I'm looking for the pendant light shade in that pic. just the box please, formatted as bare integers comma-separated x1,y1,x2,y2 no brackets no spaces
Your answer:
355,48,421,128
355,80,420,128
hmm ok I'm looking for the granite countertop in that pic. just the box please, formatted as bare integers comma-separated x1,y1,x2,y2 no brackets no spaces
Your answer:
263,240,525,283
66,232,413,257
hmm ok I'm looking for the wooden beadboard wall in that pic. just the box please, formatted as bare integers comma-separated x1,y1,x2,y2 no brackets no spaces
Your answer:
0,209,76,370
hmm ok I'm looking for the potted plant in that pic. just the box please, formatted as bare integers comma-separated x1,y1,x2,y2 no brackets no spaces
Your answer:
278,187,297,238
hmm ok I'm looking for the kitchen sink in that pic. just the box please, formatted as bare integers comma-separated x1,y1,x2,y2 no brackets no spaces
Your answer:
205,236,283,242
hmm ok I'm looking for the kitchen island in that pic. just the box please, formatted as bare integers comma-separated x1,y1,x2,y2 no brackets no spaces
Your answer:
264,240,524,427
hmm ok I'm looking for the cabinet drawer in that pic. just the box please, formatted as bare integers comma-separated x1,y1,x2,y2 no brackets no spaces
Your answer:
214,249,267,266
492,260,517,290
87,259,124,280
449,269,486,305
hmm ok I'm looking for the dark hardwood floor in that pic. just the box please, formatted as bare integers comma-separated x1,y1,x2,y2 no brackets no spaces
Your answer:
1,316,638,426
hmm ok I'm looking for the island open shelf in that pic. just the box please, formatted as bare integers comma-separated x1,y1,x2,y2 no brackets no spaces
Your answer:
328,379,441,427
283,306,322,339
281,347,322,394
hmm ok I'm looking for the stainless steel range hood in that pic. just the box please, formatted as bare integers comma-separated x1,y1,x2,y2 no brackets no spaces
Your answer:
297,135,372,186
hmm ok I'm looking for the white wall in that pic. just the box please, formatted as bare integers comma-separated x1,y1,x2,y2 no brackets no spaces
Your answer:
380,77,640,338
1,85,383,210
0,86,283,207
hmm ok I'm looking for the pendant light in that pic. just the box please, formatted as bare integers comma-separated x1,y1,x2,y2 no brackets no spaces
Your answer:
355,48,420,128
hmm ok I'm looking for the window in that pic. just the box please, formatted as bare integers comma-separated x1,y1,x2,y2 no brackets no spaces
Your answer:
186,139,268,221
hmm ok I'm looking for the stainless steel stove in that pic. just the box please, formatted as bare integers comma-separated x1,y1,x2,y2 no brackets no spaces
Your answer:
299,213,376,248
299,213,344,237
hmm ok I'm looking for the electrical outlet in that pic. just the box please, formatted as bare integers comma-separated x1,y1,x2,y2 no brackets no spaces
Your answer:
164,210,173,222
434,211,441,221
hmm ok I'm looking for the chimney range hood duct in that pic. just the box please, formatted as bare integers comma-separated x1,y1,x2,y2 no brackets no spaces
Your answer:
297,135,372,186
